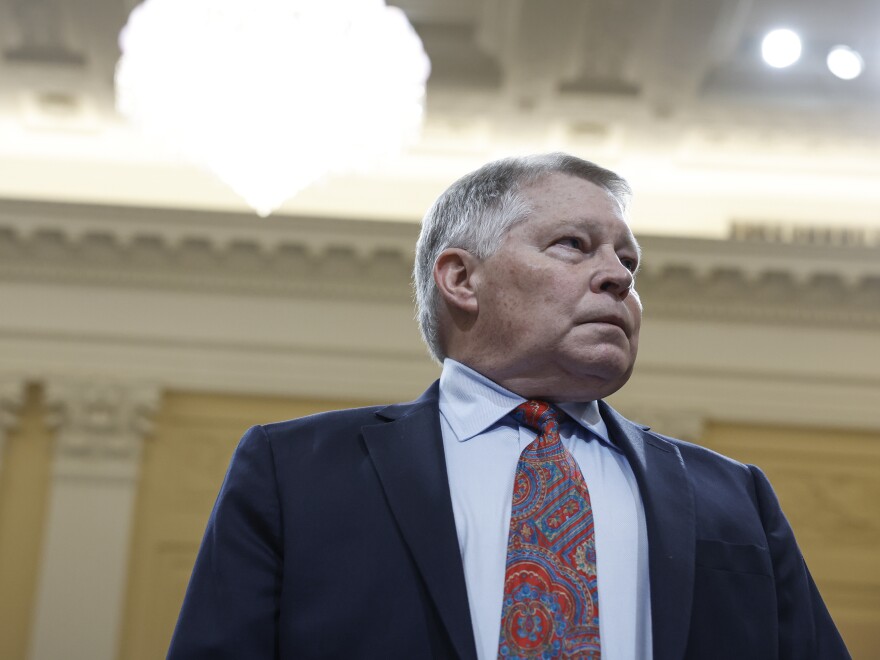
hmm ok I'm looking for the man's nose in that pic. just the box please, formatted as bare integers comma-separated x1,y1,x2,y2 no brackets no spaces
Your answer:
592,252,634,299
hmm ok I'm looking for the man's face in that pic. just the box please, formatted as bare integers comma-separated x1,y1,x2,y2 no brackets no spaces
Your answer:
466,173,642,401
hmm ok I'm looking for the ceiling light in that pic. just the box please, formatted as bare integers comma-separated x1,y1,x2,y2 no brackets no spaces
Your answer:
761,29,802,69
827,45,864,80
116,0,430,217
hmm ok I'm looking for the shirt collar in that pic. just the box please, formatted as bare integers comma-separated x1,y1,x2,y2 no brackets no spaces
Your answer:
438,358,614,448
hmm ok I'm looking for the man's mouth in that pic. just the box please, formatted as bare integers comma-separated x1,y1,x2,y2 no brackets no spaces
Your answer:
583,315,628,334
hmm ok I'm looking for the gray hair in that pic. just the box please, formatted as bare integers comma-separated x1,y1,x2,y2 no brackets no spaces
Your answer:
413,152,632,363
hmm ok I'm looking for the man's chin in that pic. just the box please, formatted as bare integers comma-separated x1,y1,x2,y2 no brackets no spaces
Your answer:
515,367,632,403
470,347,636,401
555,355,636,400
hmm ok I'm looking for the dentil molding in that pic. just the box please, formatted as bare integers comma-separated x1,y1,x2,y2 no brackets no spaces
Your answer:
1,198,879,327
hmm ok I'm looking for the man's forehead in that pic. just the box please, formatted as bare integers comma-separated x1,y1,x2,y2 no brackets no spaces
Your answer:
504,201,641,259
521,173,625,210
516,194,635,232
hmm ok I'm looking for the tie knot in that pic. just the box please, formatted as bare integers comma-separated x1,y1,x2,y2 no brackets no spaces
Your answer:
511,400,561,435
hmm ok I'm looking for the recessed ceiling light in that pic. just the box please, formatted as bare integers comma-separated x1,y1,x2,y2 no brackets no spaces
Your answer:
827,45,864,80
761,28,802,68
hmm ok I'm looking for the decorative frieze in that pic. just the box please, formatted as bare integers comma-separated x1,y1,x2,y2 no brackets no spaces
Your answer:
0,202,414,301
730,220,880,249
1,199,880,330
636,266,880,329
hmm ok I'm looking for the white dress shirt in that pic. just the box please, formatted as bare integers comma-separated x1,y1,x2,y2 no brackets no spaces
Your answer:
438,359,653,660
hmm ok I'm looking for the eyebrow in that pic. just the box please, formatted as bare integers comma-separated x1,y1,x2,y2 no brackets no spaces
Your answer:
567,218,642,255
613,227,642,274
632,239,643,262
632,241,643,275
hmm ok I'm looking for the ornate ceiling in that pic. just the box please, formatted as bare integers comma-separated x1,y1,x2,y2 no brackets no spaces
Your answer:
0,0,879,236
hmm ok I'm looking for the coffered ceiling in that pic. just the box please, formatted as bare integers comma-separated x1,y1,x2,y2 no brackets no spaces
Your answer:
0,0,879,237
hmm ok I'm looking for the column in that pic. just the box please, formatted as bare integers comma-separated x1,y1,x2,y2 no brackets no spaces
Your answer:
29,379,160,660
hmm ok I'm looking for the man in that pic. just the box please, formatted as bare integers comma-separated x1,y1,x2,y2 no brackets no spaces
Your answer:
168,153,849,659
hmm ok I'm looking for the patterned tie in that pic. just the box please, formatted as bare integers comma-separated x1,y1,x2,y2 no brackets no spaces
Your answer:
498,400,601,659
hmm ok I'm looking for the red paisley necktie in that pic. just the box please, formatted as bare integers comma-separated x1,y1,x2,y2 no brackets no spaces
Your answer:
498,400,601,659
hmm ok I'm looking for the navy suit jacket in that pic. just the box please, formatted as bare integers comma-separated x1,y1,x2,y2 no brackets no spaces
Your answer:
168,382,849,659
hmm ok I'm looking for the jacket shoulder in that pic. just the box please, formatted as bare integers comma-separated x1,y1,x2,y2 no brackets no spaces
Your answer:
260,404,387,437
254,381,440,451
649,429,752,472
602,400,754,476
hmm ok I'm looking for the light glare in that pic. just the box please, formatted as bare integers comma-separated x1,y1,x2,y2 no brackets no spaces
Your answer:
827,45,864,80
115,0,431,217
761,28,802,69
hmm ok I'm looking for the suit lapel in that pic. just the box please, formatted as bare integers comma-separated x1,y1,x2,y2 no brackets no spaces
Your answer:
362,387,694,660
362,384,478,660
601,402,696,660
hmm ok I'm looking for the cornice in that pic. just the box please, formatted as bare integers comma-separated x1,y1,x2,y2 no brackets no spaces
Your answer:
1,198,879,327
0,199,415,301
637,233,880,329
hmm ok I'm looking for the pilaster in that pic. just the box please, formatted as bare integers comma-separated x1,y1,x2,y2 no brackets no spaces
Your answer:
0,377,26,480
29,378,159,660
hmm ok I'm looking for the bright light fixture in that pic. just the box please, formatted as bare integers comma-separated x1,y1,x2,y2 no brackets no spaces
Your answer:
116,0,430,217
827,45,864,80
761,28,802,69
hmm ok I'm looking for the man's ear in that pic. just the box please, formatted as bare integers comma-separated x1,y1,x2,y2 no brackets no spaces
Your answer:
433,248,481,315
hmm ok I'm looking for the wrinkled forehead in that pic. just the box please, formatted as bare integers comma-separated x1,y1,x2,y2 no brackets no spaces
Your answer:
505,174,640,251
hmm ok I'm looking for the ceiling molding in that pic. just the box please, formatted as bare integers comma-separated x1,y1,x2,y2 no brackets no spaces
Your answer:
2,199,878,329
0,198,416,299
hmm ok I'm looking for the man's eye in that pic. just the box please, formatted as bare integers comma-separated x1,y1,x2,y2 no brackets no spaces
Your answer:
621,257,638,272
557,237,582,250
